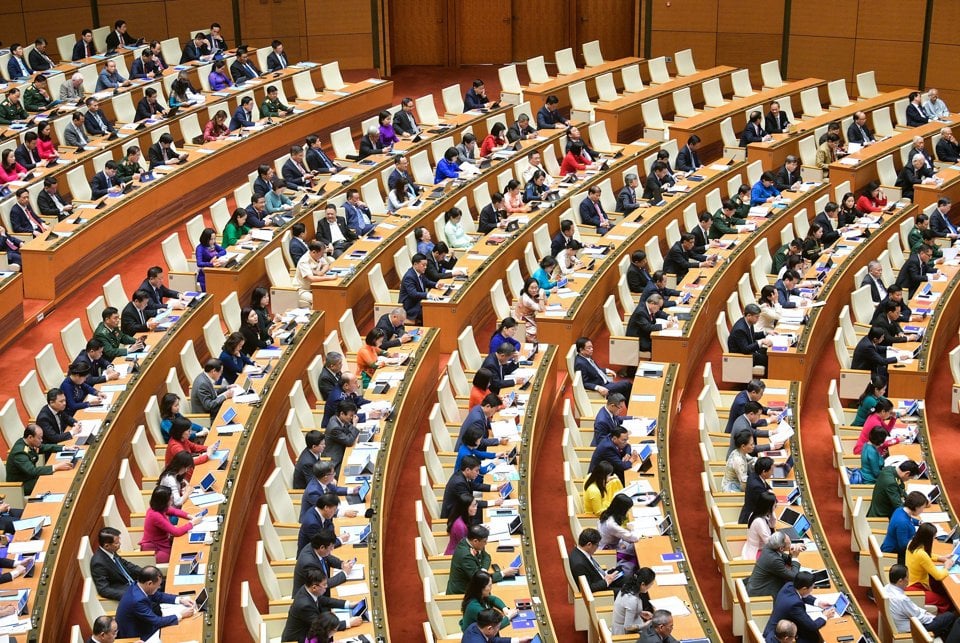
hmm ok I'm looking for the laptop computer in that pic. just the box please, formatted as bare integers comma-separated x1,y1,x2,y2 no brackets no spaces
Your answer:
810,568,830,588
345,478,371,505
773,455,794,479
177,551,202,576
351,598,368,620
344,456,374,478
777,507,811,541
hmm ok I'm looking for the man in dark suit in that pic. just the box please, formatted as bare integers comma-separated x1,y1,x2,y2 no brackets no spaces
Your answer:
588,426,639,484
245,193,274,228
643,161,670,204
896,153,934,201
138,266,180,314
568,528,624,594
305,135,339,173
399,253,436,324
936,126,960,163
852,327,899,381
205,24,227,54
129,49,159,80
73,29,96,61
425,242,461,282
440,455,503,519
315,204,356,258
342,188,375,236
36,388,76,444
641,272,680,308
90,162,122,199
358,125,385,158
579,185,612,235
905,91,929,127
179,32,211,64
507,113,537,142
293,530,355,595
907,135,934,170
455,395,504,450
393,97,420,136
252,165,274,197
896,244,937,297
550,220,575,256
73,339,119,386
120,290,158,335
726,380,770,434
105,20,138,51
387,155,418,193
293,430,325,489
626,294,663,354
83,98,115,136
860,260,886,303
90,527,142,600
591,393,627,447
190,360,234,421
289,222,310,267
690,211,712,254
229,47,261,82
729,304,772,369
740,111,768,146
616,174,642,213
322,401,359,476
14,132,40,170
480,343,525,393
847,111,875,145
9,188,47,236
281,569,359,642
675,135,702,172
537,94,569,129
573,337,632,399
478,192,506,233
229,97,256,131
148,133,185,169
774,156,801,192
37,176,74,219
116,566,195,639
874,301,920,345
774,271,804,309
298,494,344,552
316,352,343,402
626,251,652,293
762,574,833,643
134,87,167,121
765,101,790,134
265,39,289,71
664,234,711,281
375,308,411,349
282,146,314,189
929,197,958,239
744,531,800,598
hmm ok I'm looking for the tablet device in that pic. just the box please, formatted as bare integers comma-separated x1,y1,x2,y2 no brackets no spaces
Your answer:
195,587,209,612
500,481,513,498
198,472,216,492
221,407,237,424
351,598,367,618
833,593,850,617
510,555,522,569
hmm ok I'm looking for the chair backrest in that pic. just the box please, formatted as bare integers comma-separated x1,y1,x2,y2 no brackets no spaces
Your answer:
202,315,226,358
672,87,696,118
856,71,878,98
760,60,783,88
330,126,356,160
368,263,390,303
221,291,240,333
555,47,577,75
798,135,817,166
877,154,897,186
672,48,696,76
67,165,92,201
490,280,511,320
582,40,603,67
263,467,296,524
264,248,293,290
641,100,664,130
731,69,754,97
621,64,644,93
506,259,523,300
603,295,624,335
441,84,462,115
410,150,434,186
498,64,521,94
415,94,440,126
131,425,160,477
595,73,618,103
873,107,894,138
828,79,851,108
647,56,669,84
457,326,483,371
793,207,810,240
801,88,825,117
644,235,663,271
19,370,45,419
738,272,756,308
319,61,345,91
702,77,725,108
715,311,730,347
526,55,550,84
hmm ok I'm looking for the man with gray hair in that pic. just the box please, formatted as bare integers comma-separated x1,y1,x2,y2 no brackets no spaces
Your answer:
860,259,886,303
774,155,801,192
770,619,798,642
358,124,385,159
924,88,950,121
937,126,960,163
317,352,343,402
375,307,412,349
639,610,678,643
60,72,85,102
507,113,537,142
626,293,663,355
746,531,802,598
616,173,642,213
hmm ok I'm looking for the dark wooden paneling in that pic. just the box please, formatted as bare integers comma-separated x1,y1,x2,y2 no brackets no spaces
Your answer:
239,0,304,41
931,2,960,44
23,7,93,46
650,31,717,69
790,1,858,37
97,4,169,40
787,35,855,83
512,0,568,62
306,1,371,36
308,34,373,69
924,44,960,108
457,0,511,64
717,34,781,87
390,0,446,65
854,39,922,90
856,0,925,42
165,0,234,45
24,0,86,10
717,0,784,34
576,0,636,60
650,0,716,32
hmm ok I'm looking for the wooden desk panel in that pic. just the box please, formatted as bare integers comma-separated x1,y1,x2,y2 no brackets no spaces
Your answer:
0,274,24,353
35,295,215,641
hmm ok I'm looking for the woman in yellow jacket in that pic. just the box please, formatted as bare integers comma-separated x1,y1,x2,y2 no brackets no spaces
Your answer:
582,461,623,517
905,522,954,613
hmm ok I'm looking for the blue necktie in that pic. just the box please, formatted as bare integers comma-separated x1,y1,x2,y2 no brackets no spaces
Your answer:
114,555,134,585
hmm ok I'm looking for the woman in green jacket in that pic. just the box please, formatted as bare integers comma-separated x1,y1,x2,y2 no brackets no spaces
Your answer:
222,208,250,248
460,570,516,631
860,426,886,483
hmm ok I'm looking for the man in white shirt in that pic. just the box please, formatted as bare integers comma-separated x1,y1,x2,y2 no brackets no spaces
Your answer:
295,240,335,305
521,150,553,186
884,564,960,640
923,88,950,121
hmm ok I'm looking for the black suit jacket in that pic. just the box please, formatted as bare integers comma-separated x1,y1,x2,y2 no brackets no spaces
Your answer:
895,254,934,297
230,60,261,82
765,111,789,134
625,303,658,352
740,122,766,146
642,174,664,203
440,470,490,518
568,546,608,594
292,544,347,596
280,585,346,642
479,203,505,233
739,472,773,523
690,225,709,255
36,405,74,443
675,144,701,172
937,138,960,163
315,216,357,246
663,241,704,281
252,176,273,197
83,110,114,135
847,122,874,145
281,158,309,189
90,172,116,199
774,165,801,192
266,51,289,71
37,189,72,218
393,109,418,135
120,302,155,335
728,318,765,355
135,97,163,122
90,548,142,600
148,143,178,169
306,147,337,173
358,135,383,159
375,313,405,349
9,204,42,234
138,278,177,314
480,353,518,393
626,264,651,293
316,367,341,402
851,336,896,378
905,103,928,127
860,273,886,303
14,143,39,170
179,42,209,64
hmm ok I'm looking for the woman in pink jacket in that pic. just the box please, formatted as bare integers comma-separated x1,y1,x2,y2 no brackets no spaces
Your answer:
140,485,202,563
